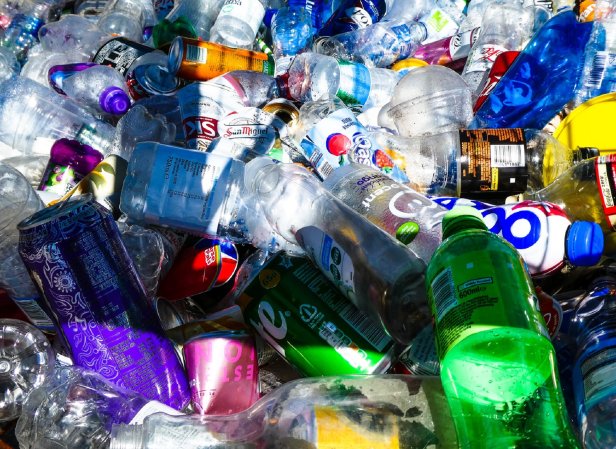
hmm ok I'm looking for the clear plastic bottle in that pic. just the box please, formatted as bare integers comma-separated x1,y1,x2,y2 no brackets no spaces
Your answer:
270,6,314,75
573,15,616,106
209,0,269,49
316,0,395,37
0,318,54,422
0,76,115,156
61,64,132,115
568,270,616,449
323,163,447,262
313,18,428,68
426,207,580,448
96,0,149,42
0,1,53,62
243,157,430,344
461,0,535,94
283,52,401,109
158,0,226,42
109,375,458,449
37,14,110,59
374,128,598,198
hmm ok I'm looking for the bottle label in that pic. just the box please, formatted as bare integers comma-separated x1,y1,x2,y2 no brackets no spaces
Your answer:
13,296,55,332
176,79,246,150
459,128,528,195
428,251,546,358
420,7,460,43
218,107,282,154
480,201,570,277
93,38,153,76
448,27,480,62
465,44,508,74
336,60,371,106
300,108,408,182
474,51,520,113
295,226,356,297
39,164,79,196
396,325,440,376
240,253,393,376
595,154,616,230
318,0,387,35
584,51,616,90
217,0,266,37
144,146,238,236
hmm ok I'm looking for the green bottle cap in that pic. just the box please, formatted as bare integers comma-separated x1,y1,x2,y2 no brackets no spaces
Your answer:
441,206,487,239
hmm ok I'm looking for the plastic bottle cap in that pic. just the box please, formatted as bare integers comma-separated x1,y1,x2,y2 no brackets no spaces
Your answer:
99,86,130,115
441,206,487,239
566,221,604,266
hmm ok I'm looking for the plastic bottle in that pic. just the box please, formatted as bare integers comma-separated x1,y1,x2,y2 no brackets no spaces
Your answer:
568,269,616,449
96,0,149,42
432,198,604,277
0,162,54,333
109,375,458,449
270,7,314,76
243,157,430,344
573,15,616,106
323,163,447,261
0,1,52,62
0,318,54,422
426,207,580,448
313,18,428,68
209,0,269,49
60,64,132,115
153,0,226,46
292,98,409,182
380,65,473,137
461,0,534,94
316,0,395,37
471,10,593,130
373,128,598,198
287,0,345,32
15,366,185,449
0,76,115,156
37,14,109,59
283,52,401,109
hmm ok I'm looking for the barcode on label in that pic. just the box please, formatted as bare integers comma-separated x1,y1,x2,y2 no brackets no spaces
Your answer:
490,144,525,168
431,268,457,322
339,303,391,351
185,44,207,63
14,297,54,330
587,52,608,89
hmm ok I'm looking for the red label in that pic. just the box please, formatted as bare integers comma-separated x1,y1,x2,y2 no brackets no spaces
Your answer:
595,154,616,230
474,51,519,113
182,116,219,142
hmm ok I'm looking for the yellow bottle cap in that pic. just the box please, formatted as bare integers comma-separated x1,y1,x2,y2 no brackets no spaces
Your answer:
553,92,616,154
392,58,429,72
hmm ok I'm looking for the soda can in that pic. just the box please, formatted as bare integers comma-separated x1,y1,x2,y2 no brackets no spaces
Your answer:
474,51,520,113
232,252,394,377
168,37,274,81
17,196,190,410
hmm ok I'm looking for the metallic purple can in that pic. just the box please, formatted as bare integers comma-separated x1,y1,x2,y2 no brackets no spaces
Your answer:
17,196,190,410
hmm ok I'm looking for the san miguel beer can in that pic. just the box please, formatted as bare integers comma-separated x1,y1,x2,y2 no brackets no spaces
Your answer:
17,196,190,409
232,252,394,377
168,36,274,81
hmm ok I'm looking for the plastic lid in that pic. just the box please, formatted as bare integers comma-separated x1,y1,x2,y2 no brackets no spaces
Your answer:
441,206,487,239
99,86,130,115
566,221,604,266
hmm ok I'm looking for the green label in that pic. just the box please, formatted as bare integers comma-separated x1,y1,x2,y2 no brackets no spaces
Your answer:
240,253,392,376
427,235,547,359
395,221,420,245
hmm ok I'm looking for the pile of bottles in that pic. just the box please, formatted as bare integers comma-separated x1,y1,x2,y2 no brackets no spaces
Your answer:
4,0,616,447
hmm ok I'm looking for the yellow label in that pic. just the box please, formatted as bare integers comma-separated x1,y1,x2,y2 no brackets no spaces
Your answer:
491,167,499,191
259,269,280,289
315,406,399,449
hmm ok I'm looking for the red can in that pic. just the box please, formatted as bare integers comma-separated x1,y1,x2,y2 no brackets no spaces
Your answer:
473,51,520,113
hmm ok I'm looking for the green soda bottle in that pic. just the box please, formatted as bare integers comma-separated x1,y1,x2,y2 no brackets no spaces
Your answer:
425,207,580,449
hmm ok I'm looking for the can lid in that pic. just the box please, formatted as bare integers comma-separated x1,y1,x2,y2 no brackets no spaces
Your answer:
566,221,604,266
441,206,487,239
99,86,130,115
167,36,183,75
17,195,94,231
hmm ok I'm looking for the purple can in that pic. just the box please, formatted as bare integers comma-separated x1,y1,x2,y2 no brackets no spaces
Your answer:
17,196,190,410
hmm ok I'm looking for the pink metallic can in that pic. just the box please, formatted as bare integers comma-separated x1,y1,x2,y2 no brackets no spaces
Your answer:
183,331,259,415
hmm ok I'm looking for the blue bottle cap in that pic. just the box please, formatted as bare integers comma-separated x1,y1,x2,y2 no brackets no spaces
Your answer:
566,221,604,266
264,8,278,28
99,86,130,115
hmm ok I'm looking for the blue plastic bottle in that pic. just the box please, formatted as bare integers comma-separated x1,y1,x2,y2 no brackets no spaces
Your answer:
470,10,593,130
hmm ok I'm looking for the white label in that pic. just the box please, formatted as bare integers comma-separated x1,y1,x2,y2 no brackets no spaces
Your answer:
13,296,55,330
431,268,457,322
129,401,184,425
399,325,440,375
185,44,207,63
490,143,525,168
143,146,238,236
274,55,294,77
217,0,266,36
295,226,356,298
466,44,508,74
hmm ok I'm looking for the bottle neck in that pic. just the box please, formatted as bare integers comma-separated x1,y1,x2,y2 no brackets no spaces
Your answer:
109,424,145,449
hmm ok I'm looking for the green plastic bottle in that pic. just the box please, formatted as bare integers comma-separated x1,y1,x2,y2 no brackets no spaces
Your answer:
425,207,580,449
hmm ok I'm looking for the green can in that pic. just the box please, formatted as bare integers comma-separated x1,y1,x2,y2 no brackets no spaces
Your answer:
235,252,394,376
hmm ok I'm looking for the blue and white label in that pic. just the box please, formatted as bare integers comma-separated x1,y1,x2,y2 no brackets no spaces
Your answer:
336,60,371,106
300,108,409,182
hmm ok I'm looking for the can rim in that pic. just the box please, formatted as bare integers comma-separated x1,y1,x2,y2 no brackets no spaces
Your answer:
17,195,93,231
